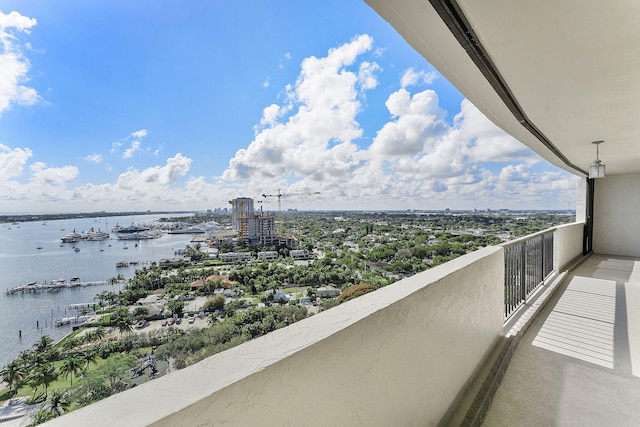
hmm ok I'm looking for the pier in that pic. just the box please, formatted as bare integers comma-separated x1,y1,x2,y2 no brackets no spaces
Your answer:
54,315,92,327
4,279,108,296
116,260,154,268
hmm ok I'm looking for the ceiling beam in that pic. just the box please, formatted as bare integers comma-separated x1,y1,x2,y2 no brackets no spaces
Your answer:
429,0,587,176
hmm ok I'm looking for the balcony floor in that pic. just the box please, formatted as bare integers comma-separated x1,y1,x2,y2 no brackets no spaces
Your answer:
483,254,640,426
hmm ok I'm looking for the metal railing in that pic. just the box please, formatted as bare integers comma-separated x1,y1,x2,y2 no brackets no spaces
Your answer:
503,229,554,319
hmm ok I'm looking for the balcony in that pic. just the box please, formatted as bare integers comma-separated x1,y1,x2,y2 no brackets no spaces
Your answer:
353,2,640,424
36,0,640,423
44,222,587,426
484,253,640,426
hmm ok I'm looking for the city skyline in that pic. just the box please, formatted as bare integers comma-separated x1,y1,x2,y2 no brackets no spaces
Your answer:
0,1,578,214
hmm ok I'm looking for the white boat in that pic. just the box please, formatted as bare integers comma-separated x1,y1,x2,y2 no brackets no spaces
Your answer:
5,281,43,295
61,229,82,243
168,226,205,234
82,228,110,241
116,229,162,240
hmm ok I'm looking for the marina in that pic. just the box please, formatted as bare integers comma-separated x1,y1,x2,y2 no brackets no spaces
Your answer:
4,278,108,295
0,213,196,369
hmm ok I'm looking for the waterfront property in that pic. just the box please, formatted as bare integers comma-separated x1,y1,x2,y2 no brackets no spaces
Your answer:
43,2,640,426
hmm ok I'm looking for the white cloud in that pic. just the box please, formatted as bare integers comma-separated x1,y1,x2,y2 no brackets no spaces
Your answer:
117,153,191,188
110,129,150,158
0,144,32,179
131,129,148,138
279,52,291,69
218,33,576,211
84,153,103,163
457,99,535,163
29,162,78,186
123,141,141,159
259,104,281,126
224,34,376,185
0,153,195,210
0,11,39,116
110,141,123,154
0,11,37,35
358,61,381,91
368,88,448,156
0,150,78,205
400,67,437,88
68,154,195,209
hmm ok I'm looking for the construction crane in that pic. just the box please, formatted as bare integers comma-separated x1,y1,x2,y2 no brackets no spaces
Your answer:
262,189,320,236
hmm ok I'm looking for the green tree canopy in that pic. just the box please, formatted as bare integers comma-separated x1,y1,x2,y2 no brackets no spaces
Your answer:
167,299,185,317
203,295,226,312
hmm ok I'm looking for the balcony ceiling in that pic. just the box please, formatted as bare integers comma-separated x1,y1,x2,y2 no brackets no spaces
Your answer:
366,0,640,177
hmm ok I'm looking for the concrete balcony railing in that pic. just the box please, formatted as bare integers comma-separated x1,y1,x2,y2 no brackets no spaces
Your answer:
44,222,585,427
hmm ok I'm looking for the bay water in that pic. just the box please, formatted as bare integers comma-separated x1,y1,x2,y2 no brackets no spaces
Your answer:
0,214,195,369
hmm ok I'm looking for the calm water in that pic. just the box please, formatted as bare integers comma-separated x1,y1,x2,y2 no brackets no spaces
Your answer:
0,214,195,368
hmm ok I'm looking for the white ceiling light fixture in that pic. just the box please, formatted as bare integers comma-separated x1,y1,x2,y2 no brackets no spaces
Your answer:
589,140,606,179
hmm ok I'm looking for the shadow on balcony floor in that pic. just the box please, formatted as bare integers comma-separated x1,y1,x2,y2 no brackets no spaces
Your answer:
482,254,640,427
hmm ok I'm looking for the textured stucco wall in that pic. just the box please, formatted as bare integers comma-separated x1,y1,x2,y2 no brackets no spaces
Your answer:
45,247,504,427
576,178,587,223
555,222,585,271
593,174,640,257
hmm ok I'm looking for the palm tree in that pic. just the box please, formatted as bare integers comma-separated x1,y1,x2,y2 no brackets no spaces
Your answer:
47,390,70,417
112,309,133,336
92,326,107,343
0,360,24,393
95,290,109,306
82,350,98,369
116,317,134,336
105,291,119,307
34,336,54,353
23,350,49,370
62,337,80,353
29,363,57,398
82,331,95,345
59,355,83,386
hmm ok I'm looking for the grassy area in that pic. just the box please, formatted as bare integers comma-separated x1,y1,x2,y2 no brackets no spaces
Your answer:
9,345,156,401
13,359,76,398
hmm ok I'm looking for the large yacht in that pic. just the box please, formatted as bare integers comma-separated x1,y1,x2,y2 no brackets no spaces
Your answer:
60,229,82,243
81,228,110,241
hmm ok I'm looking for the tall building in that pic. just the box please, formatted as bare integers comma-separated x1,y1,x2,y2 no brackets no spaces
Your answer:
229,197,277,246
229,197,253,231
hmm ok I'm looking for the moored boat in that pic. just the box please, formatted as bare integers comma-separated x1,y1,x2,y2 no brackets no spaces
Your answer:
61,229,82,243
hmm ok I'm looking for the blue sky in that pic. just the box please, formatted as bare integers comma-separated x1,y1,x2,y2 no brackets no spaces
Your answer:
0,1,577,213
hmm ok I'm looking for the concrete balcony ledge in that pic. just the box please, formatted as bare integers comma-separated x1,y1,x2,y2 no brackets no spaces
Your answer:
45,246,504,427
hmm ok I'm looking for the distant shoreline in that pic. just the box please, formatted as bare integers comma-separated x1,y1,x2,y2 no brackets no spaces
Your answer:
0,211,191,224
0,208,576,225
